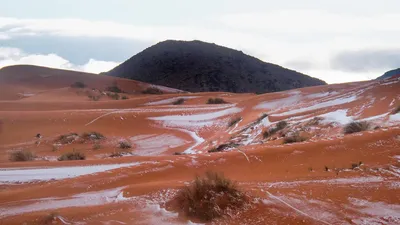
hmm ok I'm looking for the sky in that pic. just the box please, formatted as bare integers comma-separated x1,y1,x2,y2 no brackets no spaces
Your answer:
1,0,399,84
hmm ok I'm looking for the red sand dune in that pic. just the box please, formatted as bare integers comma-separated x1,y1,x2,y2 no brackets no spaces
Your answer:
0,65,399,224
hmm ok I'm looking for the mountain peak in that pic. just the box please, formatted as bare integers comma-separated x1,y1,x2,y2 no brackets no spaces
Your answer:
107,40,326,93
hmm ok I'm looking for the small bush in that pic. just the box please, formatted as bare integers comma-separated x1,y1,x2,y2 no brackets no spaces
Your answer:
392,105,400,115
121,95,129,100
172,98,185,105
58,151,86,161
88,94,100,101
41,212,59,225
263,120,288,139
82,132,104,141
71,81,86,88
92,143,102,150
57,133,79,144
107,82,123,93
207,98,228,104
107,92,120,100
283,132,307,144
109,152,124,158
208,143,239,153
343,121,371,134
173,152,184,155
142,87,163,95
276,121,288,130
119,140,132,149
172,172,247,222
256,113,268,123
228,116,242,127
9,150,35,162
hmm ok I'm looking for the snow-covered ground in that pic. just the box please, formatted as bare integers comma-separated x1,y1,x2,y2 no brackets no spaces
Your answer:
0,163,140,183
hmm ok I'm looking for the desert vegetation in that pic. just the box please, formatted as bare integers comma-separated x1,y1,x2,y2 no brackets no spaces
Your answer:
283,132,307,144
172,98,185,105
343,121,371,134
208,143,239,153
71,81,86,88
392,105,400,114
142,87,163,94
119,140,132,149
228,116,242,127
170,172,248,222
206,98,228,104
57,133,79,144
263,120,288,138
121,95,129,100
58,151,86,161
107,82,123,93
9,150,35,162
82,132,104,141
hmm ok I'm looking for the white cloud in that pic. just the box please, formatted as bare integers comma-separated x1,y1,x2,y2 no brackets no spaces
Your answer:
0,47,119,73
1,9,399,83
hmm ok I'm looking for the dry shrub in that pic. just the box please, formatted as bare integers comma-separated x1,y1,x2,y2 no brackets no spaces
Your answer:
57,133,79,144
207,98,228,104
256,113,268,123
343,121,371,134
208,143,239,153
119,140,132,149
392,105,400,115
228,116,242,127
263,120,288,139
58,151,85,161
142,87,163,94
172,172,247,222
283,132,307,144
107,92,120,100
172,98,185,105
82,132,104,141
121,95,129,100
9,150,35,162
71,81,86,88
41,212,59,225
92,143,102,150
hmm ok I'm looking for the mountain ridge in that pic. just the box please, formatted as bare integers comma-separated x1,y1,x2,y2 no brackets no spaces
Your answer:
106,40,326,93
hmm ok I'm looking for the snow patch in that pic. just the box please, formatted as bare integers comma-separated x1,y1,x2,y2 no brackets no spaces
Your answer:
320,109,353,125
130,134,188,156
0,163,140,183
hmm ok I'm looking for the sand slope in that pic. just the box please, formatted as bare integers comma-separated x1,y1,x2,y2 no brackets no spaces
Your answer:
0,68,399,224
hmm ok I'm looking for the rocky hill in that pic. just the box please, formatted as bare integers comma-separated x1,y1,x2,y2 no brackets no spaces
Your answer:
376,68,400,80
106,40,326,93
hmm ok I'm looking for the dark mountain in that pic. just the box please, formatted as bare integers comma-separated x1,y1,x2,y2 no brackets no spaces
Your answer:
376,68,400,80
106,40,326,93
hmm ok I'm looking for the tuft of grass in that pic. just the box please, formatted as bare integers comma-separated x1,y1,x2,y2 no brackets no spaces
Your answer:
343,121,371,134
172,98,185,105
121,95,129,100
57,133,79,144
392,105,400,115
58,151,85,161
256,113,268,123
71,81,86,88
41,212,59,225
142,87,163,95
324,166,329,172
283,132,307,144
52,145,59,152
172,172,247,222
9,150,35,162
228,116,242,128
119,140,132,149
107,82,123,93
173,152,184,155
206,98,228,104
107,92,120,100
351,163,359,170
88,94,100,101
92,143,102,150
82,132,104,141
263,120,288,139
208,143,239,153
